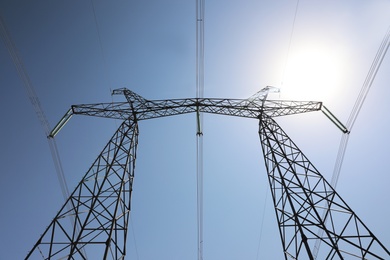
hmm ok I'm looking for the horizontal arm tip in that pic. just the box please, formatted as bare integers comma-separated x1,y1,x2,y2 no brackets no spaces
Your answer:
48,108,73,138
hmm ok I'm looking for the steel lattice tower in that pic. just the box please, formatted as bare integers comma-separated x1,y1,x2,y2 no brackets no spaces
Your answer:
26,87,389,259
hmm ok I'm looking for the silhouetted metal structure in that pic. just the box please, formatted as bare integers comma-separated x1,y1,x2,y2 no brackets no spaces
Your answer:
26,87,389,259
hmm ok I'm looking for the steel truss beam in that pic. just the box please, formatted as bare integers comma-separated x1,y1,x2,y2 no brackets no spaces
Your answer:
27,88,389,259
68,88,322,121
259,114,389,259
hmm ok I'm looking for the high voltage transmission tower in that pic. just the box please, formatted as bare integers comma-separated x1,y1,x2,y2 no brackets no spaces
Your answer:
26,87,389,260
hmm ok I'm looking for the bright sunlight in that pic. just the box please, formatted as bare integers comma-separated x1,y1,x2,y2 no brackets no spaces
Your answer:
281,43,346,101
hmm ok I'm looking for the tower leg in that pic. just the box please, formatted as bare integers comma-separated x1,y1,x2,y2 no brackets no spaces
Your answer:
26,119,139,260
258,115,389,259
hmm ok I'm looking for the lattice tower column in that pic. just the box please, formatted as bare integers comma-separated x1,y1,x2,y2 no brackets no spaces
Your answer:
26,119,139,260
258,114,389,260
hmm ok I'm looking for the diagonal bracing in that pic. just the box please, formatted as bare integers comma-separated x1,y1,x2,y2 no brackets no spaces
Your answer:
26,119,138,260
259,113,389,259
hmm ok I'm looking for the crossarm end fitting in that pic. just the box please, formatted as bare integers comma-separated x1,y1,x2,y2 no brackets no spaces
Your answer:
321,105,349,134
48,108,73,138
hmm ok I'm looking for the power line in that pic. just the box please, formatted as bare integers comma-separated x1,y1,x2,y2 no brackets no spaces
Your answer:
347,25,390,130
0,13,71,205
196,0,205,259
90,0,112,89
256,1,300,258
329,24,390,198
313,24,390,259
130,216,140,260
0,12,91,259
255,188,269,260
280,0,300,88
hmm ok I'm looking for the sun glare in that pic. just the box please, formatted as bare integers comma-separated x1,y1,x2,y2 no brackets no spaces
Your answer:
281,45,346,101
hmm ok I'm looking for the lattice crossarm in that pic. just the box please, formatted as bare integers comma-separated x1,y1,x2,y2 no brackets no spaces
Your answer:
262,100,322,117
135,98,198,120
26,119,139,260
71,102,133,120
97,89,323,121
130,98,254,120
198,100,321,119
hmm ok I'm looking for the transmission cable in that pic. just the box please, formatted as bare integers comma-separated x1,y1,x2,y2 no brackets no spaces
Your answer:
346,25,390,131
0,12,89,258
130,216,140,260
280,0,300,88
330,23,390,216
255,187,269,260
196,0,205,259
0,13,71,214
90,0,112,90
255,1,300,258
90,2,142,259
329,25,390,185
313,24,390,259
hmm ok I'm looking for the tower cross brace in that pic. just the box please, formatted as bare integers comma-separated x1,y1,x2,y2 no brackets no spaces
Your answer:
26,87,389,259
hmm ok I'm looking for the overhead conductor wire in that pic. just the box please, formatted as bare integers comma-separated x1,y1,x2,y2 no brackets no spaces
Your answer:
256,1,300,259
0,14,71,213
331,25,390,187
90,1,140,258
280,0,300,88
313,24,390,259
0,12,87,257
196,0,205,259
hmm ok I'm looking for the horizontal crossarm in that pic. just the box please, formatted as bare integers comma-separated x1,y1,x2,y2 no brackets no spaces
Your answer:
71,102,133,120
69,98,322,121
50,88,324,138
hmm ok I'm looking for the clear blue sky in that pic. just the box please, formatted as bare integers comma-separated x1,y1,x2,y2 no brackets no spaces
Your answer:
0,0,389,259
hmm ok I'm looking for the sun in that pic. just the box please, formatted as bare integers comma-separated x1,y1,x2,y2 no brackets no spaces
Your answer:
280,44,346,101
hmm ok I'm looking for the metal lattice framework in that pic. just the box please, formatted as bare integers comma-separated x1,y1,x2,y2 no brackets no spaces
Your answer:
259,114,389,259
26,87,389,259
26,119,138,259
